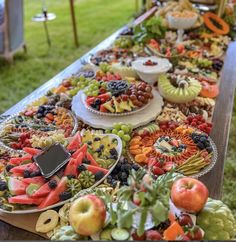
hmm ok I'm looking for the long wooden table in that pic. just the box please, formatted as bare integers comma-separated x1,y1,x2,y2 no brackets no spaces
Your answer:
0,28,236,240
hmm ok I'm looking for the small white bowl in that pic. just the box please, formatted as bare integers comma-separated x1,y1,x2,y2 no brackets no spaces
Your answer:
167,11,198,30
132,56,172,84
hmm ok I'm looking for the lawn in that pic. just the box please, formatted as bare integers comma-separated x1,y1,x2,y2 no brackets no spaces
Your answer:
0,0,235,217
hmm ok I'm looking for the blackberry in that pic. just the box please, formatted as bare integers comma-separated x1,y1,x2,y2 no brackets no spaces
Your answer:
197,142,205,150
30,171,41,177
121,164,131,173
23,170,31,178
0,181,7,191
5,164,14,172
95,98,101,105
77,164,87,172
82,158,91,165
119,172,128,182
111,180,117,188
132,164,140,171
95,148,101,153
48,180,58,189
95,171,105,181
59,191,72,201
110,148,118,156
67,175,76,180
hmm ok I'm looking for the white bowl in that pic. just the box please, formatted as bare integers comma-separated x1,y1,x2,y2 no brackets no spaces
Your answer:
167,12,198,30
132,56,172,84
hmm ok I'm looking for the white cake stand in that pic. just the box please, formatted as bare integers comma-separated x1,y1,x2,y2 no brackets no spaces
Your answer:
71,90,164,129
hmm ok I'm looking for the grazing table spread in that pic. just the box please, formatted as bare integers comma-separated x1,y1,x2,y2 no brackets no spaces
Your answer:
1,2,236,240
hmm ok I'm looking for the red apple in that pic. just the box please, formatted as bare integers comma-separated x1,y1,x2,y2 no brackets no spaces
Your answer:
69,194,106,236
171,177,209,213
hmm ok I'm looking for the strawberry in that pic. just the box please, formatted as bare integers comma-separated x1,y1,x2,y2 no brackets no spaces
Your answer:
153,166,165,175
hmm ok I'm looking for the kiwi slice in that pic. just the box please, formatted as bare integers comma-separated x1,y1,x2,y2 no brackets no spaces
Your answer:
100,228,113,240
111,228,130,241
26,184,40,196
21,159,32,165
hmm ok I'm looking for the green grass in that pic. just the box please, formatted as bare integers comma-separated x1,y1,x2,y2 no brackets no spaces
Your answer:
0,0,236,218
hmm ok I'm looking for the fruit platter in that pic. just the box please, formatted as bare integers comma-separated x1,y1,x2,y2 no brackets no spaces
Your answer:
0,130,122,213
0,106,78,153
128,123,217,177
1,0,236,240
82,79,154,116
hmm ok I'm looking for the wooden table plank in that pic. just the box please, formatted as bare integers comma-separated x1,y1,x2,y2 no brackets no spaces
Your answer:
200,41,236,198
1,29,236,241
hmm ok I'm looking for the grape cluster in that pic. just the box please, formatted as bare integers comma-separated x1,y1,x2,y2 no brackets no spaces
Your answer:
84,80,106,97
106,122,132,151
69,76,91,96
114,36,134,49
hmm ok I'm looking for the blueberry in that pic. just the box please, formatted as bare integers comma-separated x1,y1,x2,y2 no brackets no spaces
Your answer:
110,148,118,156
5,164,14,172
48,179,57,189
0,181,7,191
95,171,105,181
82,158,91,164
95,99,101,105
100,144,105,150
59,191,72,201
77,164,87,172
67,175,76,180
23,170,31,178
94,137,101,141
95,148,101,153
37,113,43,119
132,164,140,171
197,142,205,150
206,147,213,153
200,137,207,142
87,141,92,145
119,172,128,181
179,144,186,149
111,180,117,188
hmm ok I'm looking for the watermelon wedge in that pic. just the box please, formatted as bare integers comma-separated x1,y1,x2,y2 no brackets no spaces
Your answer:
38,177,68,209
9,155,32,166
64,158,78,177
8,195,43,205
74,152,84,167
86,152,99,167
22,176,46,187
84,164,108,175
23,147,42,156
8,177,27,195
67,132,82,151
31,176,60,198
72,143,87,159
10,163,39,175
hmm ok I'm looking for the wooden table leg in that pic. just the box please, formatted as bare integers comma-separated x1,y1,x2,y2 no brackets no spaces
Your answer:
69,0,79,47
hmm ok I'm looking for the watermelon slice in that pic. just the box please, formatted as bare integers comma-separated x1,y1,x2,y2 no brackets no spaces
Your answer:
10,163,39,175
22,176,46,186
74,152,84,167
67,132,82,151
84,164,108,175
86,152,99,167
31,176,60,198
64,158,78,177
8,177,27,195
8,195,43,205
23,147,42,156
38,177,68,209
86,97,96,106
9,155,32,166
72,143,87,159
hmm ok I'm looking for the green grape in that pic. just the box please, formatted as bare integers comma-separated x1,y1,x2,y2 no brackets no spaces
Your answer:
113,123,122,130
92,91,99,96
69,87,80,96
122,140,127,148
118,130,125,138
121,125,129,133
112,129,118,135
123,134,131,142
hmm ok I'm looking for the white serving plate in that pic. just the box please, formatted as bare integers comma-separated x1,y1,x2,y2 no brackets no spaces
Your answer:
0,133,122,214
72,90,164,129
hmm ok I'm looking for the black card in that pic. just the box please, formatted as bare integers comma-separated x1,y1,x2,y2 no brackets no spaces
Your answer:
33,143,71,178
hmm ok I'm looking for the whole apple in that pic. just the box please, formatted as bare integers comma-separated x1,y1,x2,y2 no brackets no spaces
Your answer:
69,194,106,236
171,177,209,213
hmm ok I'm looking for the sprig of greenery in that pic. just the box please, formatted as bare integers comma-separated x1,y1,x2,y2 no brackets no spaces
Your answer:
133,16,167,44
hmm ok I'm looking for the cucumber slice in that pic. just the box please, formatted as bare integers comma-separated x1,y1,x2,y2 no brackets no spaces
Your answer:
100,228,113,240
111,228,130,241
26,184,40,196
